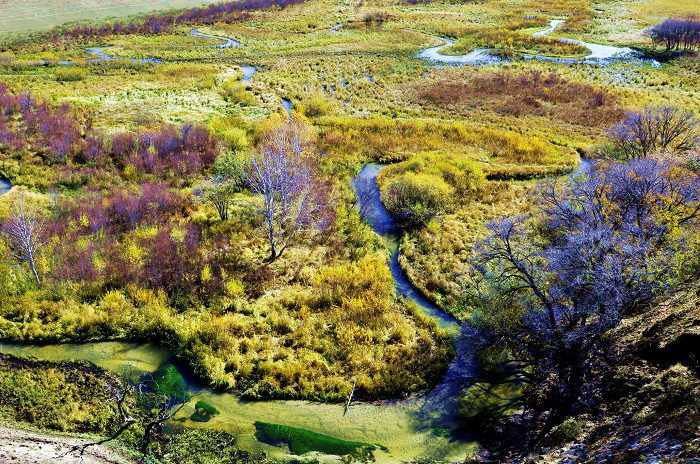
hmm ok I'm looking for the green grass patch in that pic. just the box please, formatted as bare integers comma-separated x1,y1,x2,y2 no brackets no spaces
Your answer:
253,421,377,456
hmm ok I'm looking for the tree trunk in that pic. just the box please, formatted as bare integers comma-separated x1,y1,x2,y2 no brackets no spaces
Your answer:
140,422,156,454
268,243,279,262
29,256,41,287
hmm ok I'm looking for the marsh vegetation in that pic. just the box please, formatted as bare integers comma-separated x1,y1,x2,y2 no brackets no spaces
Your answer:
0,0,698,462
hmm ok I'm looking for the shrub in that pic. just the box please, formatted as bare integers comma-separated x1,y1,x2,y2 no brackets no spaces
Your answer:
54,67,87,82
607,106,699,160
380,172,454,227
209,116,250,153
544,417,585,446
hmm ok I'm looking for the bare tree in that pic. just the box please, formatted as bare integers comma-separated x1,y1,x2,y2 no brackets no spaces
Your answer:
2,195,46,286
608,106,699,160
248,114,330,261
644,17,700,51
139,395,190,453
467,159,700,431
64,371,194,458
66,382,137,457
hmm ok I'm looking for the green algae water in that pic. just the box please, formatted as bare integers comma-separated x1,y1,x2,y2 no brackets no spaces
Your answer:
0,340,477,463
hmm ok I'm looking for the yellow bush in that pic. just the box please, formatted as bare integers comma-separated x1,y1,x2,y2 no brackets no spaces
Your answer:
309,253,393,310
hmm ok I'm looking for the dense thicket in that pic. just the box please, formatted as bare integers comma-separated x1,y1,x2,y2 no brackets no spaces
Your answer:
645,17,700,51
466,157,700,436
0,84,220,181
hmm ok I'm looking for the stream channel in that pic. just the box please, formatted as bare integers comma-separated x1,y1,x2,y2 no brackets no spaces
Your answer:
416,18,661,67
0,178,10,196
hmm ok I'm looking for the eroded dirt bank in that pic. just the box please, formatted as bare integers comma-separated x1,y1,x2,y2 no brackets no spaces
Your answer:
0,426,137,464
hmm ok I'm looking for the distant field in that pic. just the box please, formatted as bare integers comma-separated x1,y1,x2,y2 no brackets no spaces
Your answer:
0,0,226,36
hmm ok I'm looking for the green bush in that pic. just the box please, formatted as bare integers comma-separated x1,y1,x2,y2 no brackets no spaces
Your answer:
380,172,454,227
544,416,585,447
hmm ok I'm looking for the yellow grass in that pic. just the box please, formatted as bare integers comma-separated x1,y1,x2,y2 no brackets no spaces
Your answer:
0,0,228,36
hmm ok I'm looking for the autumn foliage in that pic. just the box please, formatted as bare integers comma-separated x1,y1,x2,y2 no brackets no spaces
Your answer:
416,71,625,127
0,84,220,182
38,0,307,44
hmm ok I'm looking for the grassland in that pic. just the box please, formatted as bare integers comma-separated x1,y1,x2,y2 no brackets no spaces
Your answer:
0,0,698,410
0,0,231,36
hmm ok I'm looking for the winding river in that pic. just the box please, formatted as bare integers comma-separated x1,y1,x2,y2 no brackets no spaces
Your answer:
83,28,243,63
416,18,661,67
190,28,244,48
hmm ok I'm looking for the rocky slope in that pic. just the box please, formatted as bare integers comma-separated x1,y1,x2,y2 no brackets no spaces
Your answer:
507,287,700,463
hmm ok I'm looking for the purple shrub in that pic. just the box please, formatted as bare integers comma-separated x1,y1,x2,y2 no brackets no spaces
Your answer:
470,158,700,413
645,17,700,51
119,125,219,178
608,106,699,159
48,0,306,42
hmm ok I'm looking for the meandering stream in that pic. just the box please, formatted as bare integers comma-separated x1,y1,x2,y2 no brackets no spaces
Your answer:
83,28,243,63
416,18,661,67
0,18,609,460
190,28,244,49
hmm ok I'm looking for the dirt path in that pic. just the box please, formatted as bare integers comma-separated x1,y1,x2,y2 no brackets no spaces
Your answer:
0,426,138,464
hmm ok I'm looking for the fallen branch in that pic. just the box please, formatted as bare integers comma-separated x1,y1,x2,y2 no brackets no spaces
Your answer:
343,381,356,416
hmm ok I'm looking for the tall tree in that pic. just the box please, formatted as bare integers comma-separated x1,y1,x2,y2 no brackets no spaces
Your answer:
468,159,700,419
2,195,46,286
248,114,329,261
